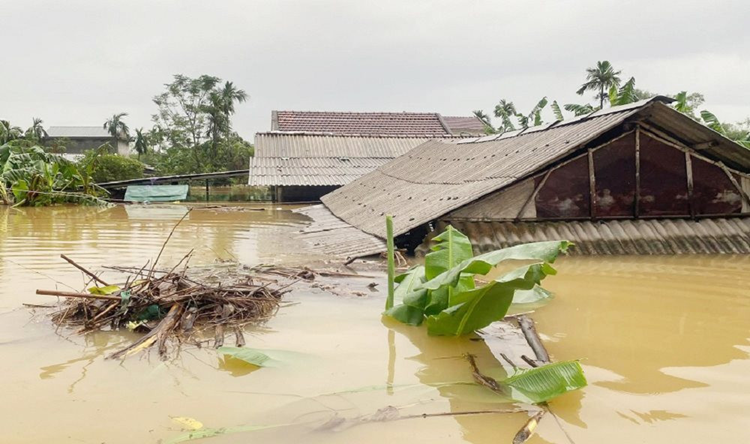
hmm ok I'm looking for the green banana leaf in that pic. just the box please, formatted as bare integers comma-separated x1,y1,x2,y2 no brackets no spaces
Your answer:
425,263,555,336
424,225,474,280
422,241,571,291
501,360,587,404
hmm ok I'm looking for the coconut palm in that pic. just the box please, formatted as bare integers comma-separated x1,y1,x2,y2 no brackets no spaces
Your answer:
103,112,130,140
133,128,148,159
25,118,47,142
0,120,23,144
576,61,622,108
494,99,517,132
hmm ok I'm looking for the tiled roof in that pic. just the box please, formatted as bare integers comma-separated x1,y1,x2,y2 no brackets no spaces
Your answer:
272,111,452,136
46,126,111,138
442,116,487,135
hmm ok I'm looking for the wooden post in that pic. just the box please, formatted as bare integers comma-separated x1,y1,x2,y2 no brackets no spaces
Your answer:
635,127,641,218
685,152,695,218
205,180,209,202
515,171,551,221
718,162,750,209
588,148,596,220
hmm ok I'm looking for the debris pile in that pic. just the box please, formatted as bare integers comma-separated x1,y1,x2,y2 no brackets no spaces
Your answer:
40,254,288,360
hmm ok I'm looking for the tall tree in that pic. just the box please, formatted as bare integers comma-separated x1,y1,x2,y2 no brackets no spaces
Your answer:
25,118,47,142
494,99,517,132
103,112,130,140
133,128,149,159
0,120,23,144
576,61,622,108
153,75,220,148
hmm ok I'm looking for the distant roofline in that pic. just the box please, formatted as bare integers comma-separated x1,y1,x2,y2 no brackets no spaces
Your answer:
255,131,469,139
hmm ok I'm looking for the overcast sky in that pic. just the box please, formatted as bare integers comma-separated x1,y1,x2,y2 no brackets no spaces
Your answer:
3,0,749,141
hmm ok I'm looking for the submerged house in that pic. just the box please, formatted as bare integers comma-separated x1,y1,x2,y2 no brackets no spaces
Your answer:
299,97,750,257
46,126,129,157
249,111,485,202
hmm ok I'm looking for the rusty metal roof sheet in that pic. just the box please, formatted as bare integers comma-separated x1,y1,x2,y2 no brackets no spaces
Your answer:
294,205,386,258
322,98,750,239
440,218,750,255
250,132,462,187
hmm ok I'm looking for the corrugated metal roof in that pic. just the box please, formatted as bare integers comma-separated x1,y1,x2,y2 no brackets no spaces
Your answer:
46,126,111,138
438,218,750,255
323,107,642,237
249,157,388,187
254,132,442,158
294,205,387,258
322,98,750,239
250,133,460,187
273,111,452,136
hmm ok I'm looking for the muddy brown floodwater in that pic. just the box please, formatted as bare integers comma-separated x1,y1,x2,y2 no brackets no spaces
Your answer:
1,204,749,443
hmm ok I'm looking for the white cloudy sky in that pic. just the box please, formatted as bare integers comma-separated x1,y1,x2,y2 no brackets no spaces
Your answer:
3,0,749,140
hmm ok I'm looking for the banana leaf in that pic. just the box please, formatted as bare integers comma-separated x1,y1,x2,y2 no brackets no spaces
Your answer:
501,360,587,404
425,263,555,336
422,241,571,291
424,225,474,280
218,346,307,368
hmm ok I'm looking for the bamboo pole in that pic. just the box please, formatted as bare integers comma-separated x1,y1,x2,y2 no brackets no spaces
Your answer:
36,289,120,301
385,215,395,311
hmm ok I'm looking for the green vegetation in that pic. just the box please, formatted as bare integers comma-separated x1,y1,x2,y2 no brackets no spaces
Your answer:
384,224,570,336
80,149,145,183
146,74,253,175
474,61,750,148
0,142,106,206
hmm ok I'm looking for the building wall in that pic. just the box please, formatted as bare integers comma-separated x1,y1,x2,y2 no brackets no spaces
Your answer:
47,137,125,155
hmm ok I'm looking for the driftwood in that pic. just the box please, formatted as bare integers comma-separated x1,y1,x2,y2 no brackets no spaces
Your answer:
516,314,550,364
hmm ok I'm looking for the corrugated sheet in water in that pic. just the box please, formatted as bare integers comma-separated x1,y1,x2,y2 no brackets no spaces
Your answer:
437,218,750,255
294,205,387,258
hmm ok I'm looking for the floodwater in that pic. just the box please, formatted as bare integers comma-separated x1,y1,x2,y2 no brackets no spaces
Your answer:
1,204,749,443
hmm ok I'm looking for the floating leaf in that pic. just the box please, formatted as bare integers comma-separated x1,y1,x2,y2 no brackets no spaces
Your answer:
217,346,307,368
171,416,204,431
87,285,120,295
512,285,553,305
166,424,287,444
502,360,587,404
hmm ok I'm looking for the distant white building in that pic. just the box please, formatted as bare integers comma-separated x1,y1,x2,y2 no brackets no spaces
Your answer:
46,126,129,156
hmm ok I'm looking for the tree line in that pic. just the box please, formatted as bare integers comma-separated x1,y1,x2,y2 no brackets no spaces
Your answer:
473,61,750,148
1,74,255,179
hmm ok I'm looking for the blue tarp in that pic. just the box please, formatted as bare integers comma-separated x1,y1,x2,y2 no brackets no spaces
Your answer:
124,185,189,202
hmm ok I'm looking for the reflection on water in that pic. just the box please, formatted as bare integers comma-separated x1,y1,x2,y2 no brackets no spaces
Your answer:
1,205,750,443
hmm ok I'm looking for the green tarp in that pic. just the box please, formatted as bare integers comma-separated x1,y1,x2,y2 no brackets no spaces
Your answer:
124,185,189,202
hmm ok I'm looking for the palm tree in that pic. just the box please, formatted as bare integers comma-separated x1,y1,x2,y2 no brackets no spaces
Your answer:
472,110,495,134
494,99,517,132
133,128,148,159
0,120,23,144
216,81,248,138
25,118,47,142
576,61,622,108
103,112,130,141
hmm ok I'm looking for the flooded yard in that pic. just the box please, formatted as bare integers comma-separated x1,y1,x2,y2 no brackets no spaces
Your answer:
1,204,749,443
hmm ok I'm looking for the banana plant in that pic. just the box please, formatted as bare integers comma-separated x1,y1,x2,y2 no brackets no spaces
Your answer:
384,224,571,336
